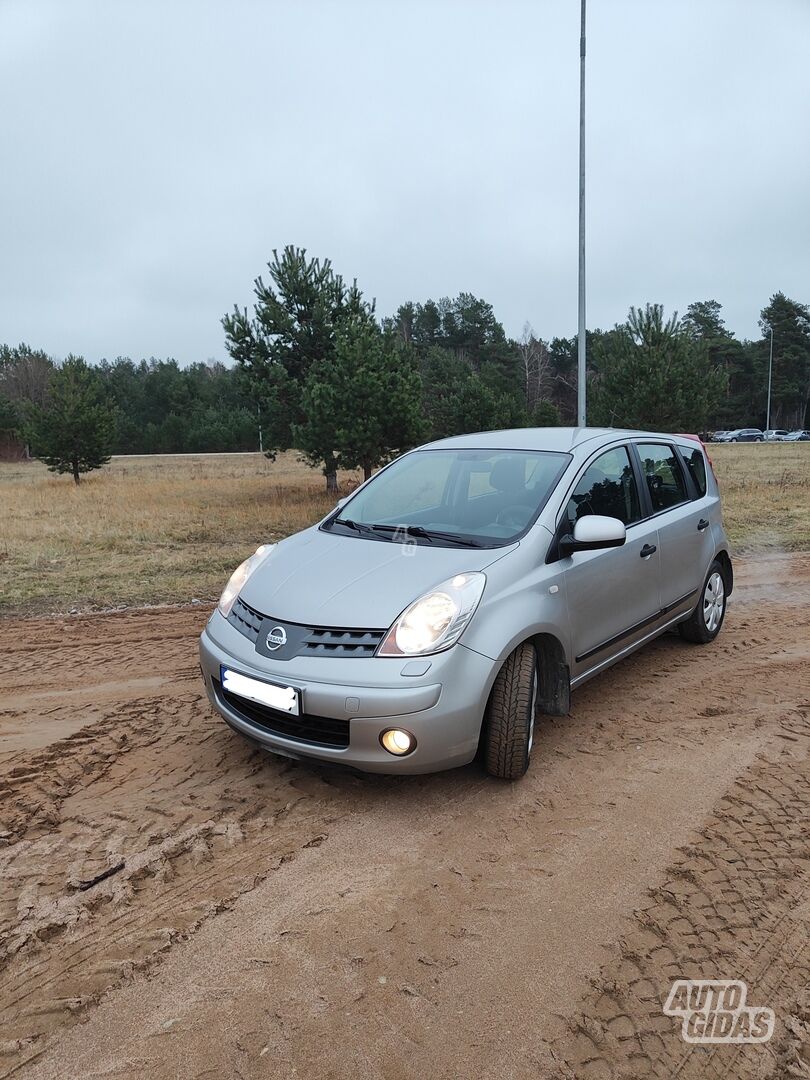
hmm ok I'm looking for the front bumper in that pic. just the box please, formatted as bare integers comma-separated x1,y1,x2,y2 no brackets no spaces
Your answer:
199,609,499,774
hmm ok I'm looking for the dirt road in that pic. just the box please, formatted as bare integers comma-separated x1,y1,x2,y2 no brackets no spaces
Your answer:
1,554,808,1079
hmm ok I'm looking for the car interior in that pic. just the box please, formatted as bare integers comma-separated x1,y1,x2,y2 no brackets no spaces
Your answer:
346,451,567,542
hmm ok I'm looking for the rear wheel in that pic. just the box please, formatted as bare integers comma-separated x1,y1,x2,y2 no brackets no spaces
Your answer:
679,560,727,643
483,642,538,780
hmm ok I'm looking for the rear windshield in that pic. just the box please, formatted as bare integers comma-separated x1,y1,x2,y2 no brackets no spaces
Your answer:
324,448,570,547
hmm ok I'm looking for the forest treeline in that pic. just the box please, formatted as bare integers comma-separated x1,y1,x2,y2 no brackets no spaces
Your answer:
1,246,808,480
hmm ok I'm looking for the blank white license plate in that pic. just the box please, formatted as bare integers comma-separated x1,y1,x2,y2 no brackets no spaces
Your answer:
221,667,300,715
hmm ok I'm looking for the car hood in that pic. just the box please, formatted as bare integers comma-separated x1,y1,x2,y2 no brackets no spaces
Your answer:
239,525,516,628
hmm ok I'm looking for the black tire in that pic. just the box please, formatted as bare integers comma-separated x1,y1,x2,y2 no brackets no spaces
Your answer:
679,559,727,644
482,642,538,780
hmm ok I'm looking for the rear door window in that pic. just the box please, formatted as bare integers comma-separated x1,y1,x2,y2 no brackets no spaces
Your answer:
636,443,689,512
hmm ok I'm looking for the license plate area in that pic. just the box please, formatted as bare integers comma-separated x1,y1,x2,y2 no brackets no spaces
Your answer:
220,666,301,716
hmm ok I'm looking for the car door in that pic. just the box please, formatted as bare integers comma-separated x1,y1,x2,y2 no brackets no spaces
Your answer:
556,444,663,677
632,441,713,614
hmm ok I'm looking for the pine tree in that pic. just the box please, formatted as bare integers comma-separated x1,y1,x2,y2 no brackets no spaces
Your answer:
222,246,374,493
25,356,115,483
759,293,810,429
589,304,727,433
298,322,426,481
682,300,748,429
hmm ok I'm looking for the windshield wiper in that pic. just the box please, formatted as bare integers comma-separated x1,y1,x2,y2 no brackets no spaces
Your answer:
367,524,483,547
333,517,377,536
333,518,482,547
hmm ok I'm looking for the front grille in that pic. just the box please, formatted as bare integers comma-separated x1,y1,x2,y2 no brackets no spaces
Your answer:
228,596,263,642
227,596,385,657
214,679,350,748
301,627,385,657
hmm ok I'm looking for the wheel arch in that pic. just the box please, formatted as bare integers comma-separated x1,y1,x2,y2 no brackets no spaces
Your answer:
531,632,571,715
715,548,733,595
481,629,570,733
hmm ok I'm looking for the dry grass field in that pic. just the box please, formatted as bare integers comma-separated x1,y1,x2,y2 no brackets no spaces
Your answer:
0,442,807,615
0,452,362,614
710,441,810,553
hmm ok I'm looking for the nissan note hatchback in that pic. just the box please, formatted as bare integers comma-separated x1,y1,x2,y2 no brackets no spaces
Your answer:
199,428,732,779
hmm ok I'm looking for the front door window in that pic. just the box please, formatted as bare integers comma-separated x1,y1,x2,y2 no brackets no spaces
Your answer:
564,446,641,530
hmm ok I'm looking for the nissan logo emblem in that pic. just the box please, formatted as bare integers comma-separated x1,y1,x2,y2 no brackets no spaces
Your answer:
266,625,287,651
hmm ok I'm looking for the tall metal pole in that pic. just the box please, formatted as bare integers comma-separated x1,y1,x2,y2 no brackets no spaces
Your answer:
766,326,773,431
577,0,587,427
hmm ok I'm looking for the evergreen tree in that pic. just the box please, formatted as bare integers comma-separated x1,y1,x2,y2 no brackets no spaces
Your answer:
759,292,810,429
299,322,427,481
682,300,729,342
420,347,520,438
589,304,726,433
25,356,115,483
388,293,526,430
0,395,18,441
682,300,748,429
529,399,561,426
223,246,374,493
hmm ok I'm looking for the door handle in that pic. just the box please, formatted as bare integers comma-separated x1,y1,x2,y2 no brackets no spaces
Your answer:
640,543,657,558
697,518,710,531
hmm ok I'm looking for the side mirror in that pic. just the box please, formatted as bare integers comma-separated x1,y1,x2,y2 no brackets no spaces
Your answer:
560,515,626,556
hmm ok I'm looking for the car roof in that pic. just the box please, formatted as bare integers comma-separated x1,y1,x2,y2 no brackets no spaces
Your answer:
417,427,697,454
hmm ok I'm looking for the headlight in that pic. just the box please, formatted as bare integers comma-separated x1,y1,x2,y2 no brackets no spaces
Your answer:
377,572,486,656
217,544,274,618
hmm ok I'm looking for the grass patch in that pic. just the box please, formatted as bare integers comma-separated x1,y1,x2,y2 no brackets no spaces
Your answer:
0,453,360,614
710,443,810,554
1,443,807,615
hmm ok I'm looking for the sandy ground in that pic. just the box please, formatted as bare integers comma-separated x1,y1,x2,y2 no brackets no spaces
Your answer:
1,553,808,1079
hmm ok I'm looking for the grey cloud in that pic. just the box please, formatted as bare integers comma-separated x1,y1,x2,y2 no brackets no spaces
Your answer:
1,0,807,364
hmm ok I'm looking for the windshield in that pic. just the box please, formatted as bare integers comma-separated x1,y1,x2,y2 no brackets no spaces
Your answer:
324,448,570,547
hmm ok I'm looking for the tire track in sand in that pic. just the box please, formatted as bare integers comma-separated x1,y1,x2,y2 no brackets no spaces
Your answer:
1,557,809,1077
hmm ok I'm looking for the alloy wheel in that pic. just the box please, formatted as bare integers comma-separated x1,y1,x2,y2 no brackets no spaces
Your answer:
703,571,725,632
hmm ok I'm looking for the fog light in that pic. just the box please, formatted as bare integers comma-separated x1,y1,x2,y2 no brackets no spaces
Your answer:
380,728,416,756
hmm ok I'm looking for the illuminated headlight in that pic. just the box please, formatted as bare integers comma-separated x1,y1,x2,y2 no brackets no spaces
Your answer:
377,572,486,656
217,544,274,618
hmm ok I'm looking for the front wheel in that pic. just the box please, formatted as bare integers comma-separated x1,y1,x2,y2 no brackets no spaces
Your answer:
679,560,727,643
482,642,538,780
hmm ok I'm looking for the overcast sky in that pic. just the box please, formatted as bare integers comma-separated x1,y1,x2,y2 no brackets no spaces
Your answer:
1,0,808,365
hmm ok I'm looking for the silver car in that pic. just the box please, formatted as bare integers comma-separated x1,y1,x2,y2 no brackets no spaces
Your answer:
199,428,732,779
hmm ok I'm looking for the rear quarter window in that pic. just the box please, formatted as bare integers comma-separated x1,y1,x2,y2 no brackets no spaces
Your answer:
682,446,707,497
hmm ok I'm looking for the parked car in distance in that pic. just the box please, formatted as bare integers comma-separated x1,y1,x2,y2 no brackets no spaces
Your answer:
200,427,733,780
708,431,727,442
783,430,810,441
763,430,789,441
717,428,764,443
